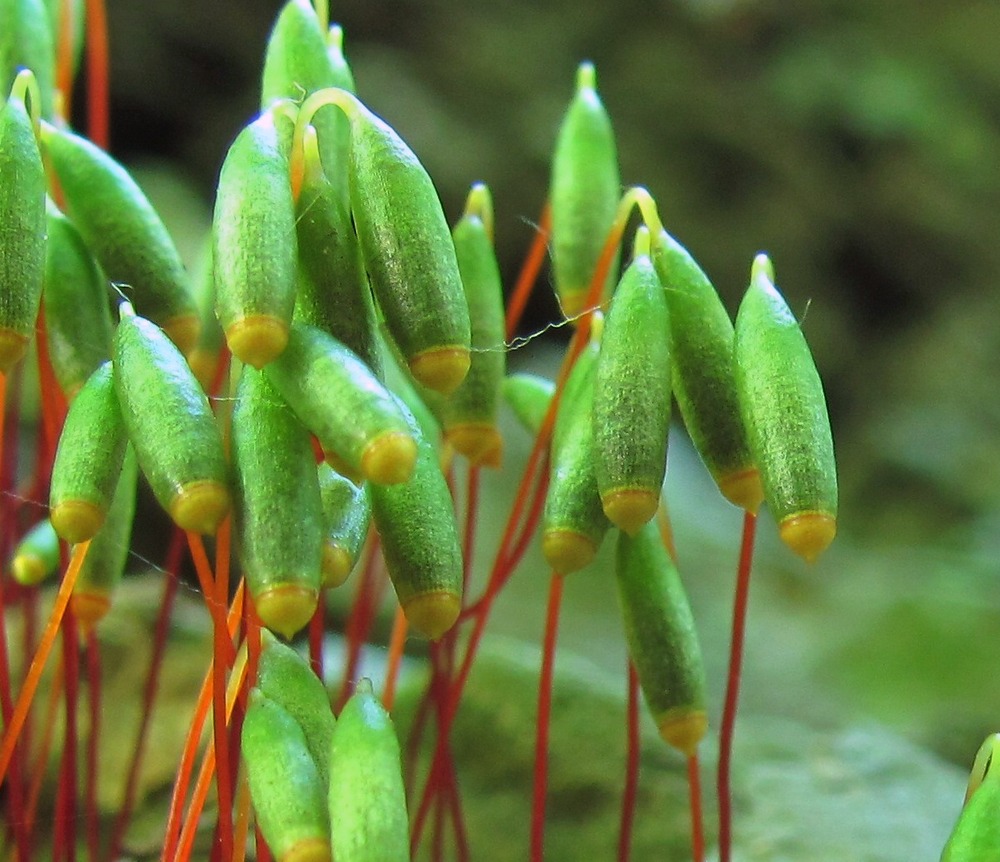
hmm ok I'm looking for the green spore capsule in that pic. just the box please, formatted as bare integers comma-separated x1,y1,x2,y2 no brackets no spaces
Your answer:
328,680,408,862
294,126,380,375
317,464,371,589
256,630,335,785
441,183,506,468
40,124,198,356
232,367,322,640
941,734,1000,861
653,229,763,513
242,689,332,862
49,361,127,543
10,518,59,586
615,522,707,756
501,372,556,437
550,62,621,320
343,93,471,394
264,322,417,486
43,200,114,399
0,80,46,373
378,333,442,451
186,236,225,392
543,341,611,575
369,398,462,641
113,302,230,535
593,228,670,535
0,0,55,119
71,446,137,634
213,106,298,369
734,254,837,563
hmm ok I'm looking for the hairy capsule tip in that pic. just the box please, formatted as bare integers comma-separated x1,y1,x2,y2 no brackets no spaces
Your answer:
169,480,231,535
408,345,471,395
658,708,708,757
12,554,48,586
0,330,30,373
50,500,105,545
601,488,659,536
446,424,503,469
224,315,290,370
320,544,353,590
255,584,320,640
541,529,598,575
161,313,201,359
778,511,837,563
360,431,418,485
70,591,112,635
718,467,765,514
403,590,461,641
283,838,334,862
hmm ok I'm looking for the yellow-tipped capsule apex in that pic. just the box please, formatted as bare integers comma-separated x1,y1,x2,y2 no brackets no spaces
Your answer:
255,584,320,640
161,313,201,359
360,431,418,485
542,529,598,575
170,481,231,535
50,500,105,545
409,346,471,395
778,511,837,563
224,315,289,370
658,708,708,757
718,468,765,514
70,592,112,635
445,424,503,469
321,545,353,590
403,591,461,641
284,839,334,862
601,489,659,536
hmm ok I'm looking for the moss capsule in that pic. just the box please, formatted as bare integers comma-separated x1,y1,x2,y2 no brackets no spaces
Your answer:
942,735,1000,861
317,464,371,589
11,518,60,586
0,0,55,119
501,372,556,437
734,254,837,562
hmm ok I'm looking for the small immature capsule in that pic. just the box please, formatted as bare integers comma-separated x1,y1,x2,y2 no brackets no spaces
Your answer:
232,367,323,640
368,399,463,641
615,522,707,756
345,94,471,394
11,519,60,586
113,302,230,535
941,734,1000,861
652,229,763,513
734,254,837,562
0,82,46,373
550,62,621,319
0,0,55,119
264,323,417,486
328,680,409,862
41,124,198,355
593,228,671,535
317,464,371,589
49,361,127,543
242,689,332,862
501,372,556,437
213,106,298,369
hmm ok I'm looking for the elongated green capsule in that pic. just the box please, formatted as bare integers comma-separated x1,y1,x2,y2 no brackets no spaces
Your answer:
550,62,621,319
344,93,471,394
213,106,298,369
593,228,670,535
232,367,322,639
941,735,1000,861
71,446,137,633
501,372,555,437
243,689,332,862
653,229,763,513
378,333,441,451
43,200,114,398
10,519,59,586
439,183,506,467
615,522,707,756
543,340,611,574
40,124,198,355
113,302,230,535
256,630,335,785
328,680,408,862
369,398,462,640
264,322,417,486
317,464,371,589
0,0,55,119
186,236,225,392
0,80,46,372
49,361,127,543
294,126,380,374
734,254,837,562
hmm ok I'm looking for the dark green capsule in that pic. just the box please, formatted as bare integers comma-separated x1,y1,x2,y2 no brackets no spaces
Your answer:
652,229,762,513
501,372,555,437
11,518,59,586
734,254,837,562
232,366,322,640
615,522,707,756
317,464,371,589
942,735,1000,861
0,0,55,119
550,62,621,320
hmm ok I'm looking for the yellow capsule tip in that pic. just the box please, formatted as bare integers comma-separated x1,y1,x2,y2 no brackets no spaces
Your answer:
320,544,353,590
51,500,105,545
718,467,765,514
70,591,112,635
445,424,503,468
11,554,48,586
283,837,334,862
658,708,708,757
161,313,201,359
779,511,837,563
409,346,471,395
541,529,597,575
187,346,219,392
224,315,289,370
601,488,659,536
403,590,461,641
559,289,589,322
255,584,320,640
0,329,31,374
169,480,231,535
361,431,418,485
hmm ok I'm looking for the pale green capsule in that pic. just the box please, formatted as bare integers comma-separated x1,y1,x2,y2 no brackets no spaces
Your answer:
501,373,555,437
11,519,59,586
317,464,371,589
941,734,1000,861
